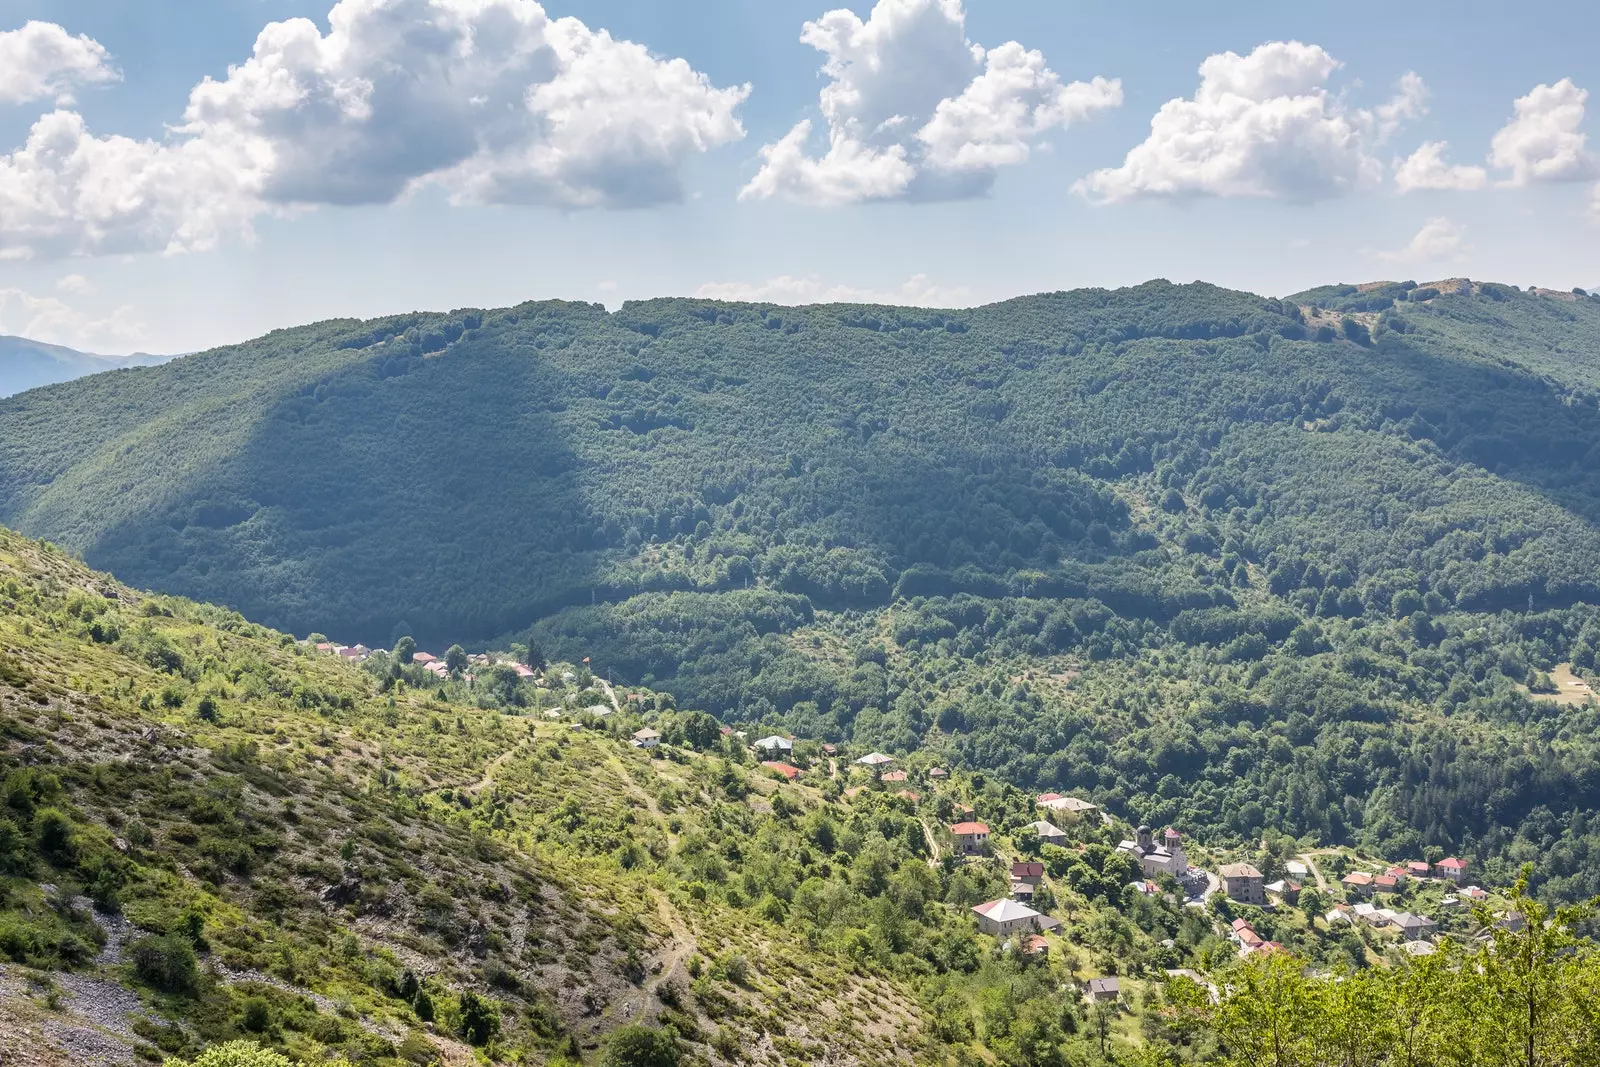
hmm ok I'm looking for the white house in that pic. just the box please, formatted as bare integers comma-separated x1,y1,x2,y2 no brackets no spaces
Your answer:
972,898,1059,938
632,728,661,749
753,735,793,755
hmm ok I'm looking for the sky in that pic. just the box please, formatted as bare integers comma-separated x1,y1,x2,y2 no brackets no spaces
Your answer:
0,0,1595,355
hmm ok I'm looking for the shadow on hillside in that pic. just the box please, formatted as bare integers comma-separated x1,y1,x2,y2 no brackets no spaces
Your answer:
85,330,605,648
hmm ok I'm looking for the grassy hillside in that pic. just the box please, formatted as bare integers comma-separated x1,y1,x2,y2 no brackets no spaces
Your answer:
0,526,1227,1067
8,280,1600,902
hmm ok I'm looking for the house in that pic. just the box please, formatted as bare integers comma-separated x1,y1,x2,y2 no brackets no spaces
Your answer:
928,767,948,780
972,898,1058,938
895,789,922,803
1011,861,1045,886
1219,863,1265,906
1402,940,1437,957
1086,977,1121,1004
950,821,991,856
1021,934,1049,956
1342,871,1374,898
1325,905,1353,925
1036,794,1098,816
1265,879,1302,905
585,704,612,717
1285,860,1309,878
760,761,801,781
1393,913,1437,942
1374,874,1400,894
1385,865,1409,885
821,743,837,757
954,803,975,819
1118,826,1188,878
880,770,908,783
855,752,895,768
1435,857,1468,884
1405,860,1433,880
1246,942,1285,958
1230,918,1263,949
412,652,438,665
632,728,661,749
511,664,536,678
753,735,794,756
1026,820,1068,845
314,642,337,654
1462,885,1489,901
1009,881,1035,902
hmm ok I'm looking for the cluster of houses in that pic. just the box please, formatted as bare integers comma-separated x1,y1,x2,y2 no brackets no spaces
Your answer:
310,639,541,684
1228,917,1285,958
1326,903,1439,942
1341,856,1468,897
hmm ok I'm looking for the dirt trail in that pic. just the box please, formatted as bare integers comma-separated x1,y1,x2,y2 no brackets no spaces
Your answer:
921,821,942,865
1297,851,1334,891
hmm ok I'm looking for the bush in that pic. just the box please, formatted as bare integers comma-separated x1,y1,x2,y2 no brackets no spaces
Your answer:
602,1025,679,1067
163,1041,292,1067
130,934,197,994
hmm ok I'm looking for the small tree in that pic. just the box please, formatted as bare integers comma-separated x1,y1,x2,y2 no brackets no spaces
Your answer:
602,1025,679,1067
164,1041,293,1067
445,645,468,677
393,636,416,665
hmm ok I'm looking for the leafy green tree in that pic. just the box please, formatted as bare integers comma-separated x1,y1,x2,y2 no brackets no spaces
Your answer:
602,1025,679,1067
393,635,416,664
163,1041,293,1067
445,644,468,676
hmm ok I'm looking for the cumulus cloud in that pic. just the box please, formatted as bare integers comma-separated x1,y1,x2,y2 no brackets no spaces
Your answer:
54,272,92,293
0,0,749,258
1378,216,1469,263
0,287,145,350
0,21,117,105
694,273,973,306
741,0,1120,205
1076,42,1423,203
1394,141,1488,192
1488,78,1594,185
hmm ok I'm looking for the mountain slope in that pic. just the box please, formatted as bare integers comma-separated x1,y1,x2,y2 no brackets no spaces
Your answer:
2,282,1599,647
0,334,168,398
8,282,1600,901
0,528,977,1066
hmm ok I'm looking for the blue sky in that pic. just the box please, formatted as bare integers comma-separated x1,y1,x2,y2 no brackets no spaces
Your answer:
0,0,1595,354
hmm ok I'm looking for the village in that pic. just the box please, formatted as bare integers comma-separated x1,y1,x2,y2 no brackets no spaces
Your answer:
310,638,1519,1013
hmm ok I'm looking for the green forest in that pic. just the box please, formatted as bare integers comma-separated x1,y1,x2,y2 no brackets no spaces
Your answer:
3,525,1598,1067
6,279,1600,903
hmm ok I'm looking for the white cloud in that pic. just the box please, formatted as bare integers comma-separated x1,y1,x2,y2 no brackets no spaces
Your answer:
1378,216,1468,263
0,21,117,105
1591,182,1600,222
54,272,91,293
741,0,1119,205
1488,78,1594,185
694,273,973,306
1394,141,1488,192
0,287,145,350
0,0,749,258
1076,42,1423,203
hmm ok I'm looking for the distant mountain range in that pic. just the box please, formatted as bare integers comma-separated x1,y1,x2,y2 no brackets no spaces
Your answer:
0,334,169,397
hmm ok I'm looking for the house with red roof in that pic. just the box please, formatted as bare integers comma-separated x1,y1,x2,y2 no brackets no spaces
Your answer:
1342,871,1374,898
1435,857,1468,884
760,761,801,781
950,821,990,856
880,770,908,783
1011,861,1045,886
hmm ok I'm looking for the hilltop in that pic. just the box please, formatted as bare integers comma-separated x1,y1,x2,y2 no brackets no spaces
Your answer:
0,335,168,398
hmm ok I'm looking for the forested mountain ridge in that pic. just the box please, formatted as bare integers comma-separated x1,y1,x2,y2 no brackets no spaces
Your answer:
3,278,1600,645
0,334,168,398
8,280,1600,900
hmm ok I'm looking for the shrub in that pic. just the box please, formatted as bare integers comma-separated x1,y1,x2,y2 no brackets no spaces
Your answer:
163,1040,292,1067
130,934,197,994
602,1025,679,1067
